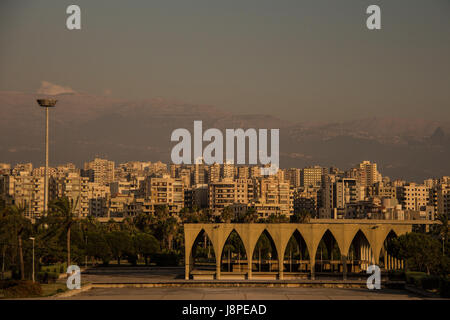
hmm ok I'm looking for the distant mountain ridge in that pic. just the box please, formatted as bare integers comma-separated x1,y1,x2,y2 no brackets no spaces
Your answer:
1,91,449,182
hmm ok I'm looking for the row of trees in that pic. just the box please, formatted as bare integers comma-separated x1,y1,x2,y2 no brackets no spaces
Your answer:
387,212,450,276
1,195,448,280
0,198,182,280
179,206,311,224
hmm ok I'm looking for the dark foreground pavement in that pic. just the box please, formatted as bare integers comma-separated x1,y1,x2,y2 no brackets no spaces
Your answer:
51,286,428,300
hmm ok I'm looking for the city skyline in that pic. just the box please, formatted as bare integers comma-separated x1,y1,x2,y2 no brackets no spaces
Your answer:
0,0,449,303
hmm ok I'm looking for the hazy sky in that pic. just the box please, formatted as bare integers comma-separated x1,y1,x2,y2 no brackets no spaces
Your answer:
1,0,449,122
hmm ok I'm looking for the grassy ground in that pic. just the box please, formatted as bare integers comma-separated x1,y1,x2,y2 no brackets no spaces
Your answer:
40,282,68,297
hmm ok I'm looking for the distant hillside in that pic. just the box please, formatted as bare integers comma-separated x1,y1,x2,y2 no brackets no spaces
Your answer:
1,91,449,182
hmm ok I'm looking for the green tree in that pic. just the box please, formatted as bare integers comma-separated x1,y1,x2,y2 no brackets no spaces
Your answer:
387,232,442,275
106,231,132,265
290,209,311,223
435,212,449,256
237,207,258,223
266,213,289,223
221,206,234,223
86,231,112,265
47,197,79,267
134,233,159,265
1,205,31,280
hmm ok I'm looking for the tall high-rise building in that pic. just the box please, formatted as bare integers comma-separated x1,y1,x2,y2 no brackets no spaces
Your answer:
209,163,221,183
222,162,235,180
83,158,115,185
143,174,185,213
319,175,361,218
400,183,430,211
301,166,324,187
237,166,249,179
0,172,45,219
194,162,206,185
208,178,256,213
250,166,261,179
437,184,450,217
0,163,11,175
12,163,33,175
358,160,381,187
287,168,301,188
51,172,90,217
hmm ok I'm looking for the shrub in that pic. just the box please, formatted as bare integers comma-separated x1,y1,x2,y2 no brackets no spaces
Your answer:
37,272,59,284
0,280,42,298
151,253,181,266
388,270,405,281
421,275,440,290
440,278,450,298
405,271,426,285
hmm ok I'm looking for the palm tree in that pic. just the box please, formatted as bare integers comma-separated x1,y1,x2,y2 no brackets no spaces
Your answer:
243,207,259,223
1,205,30,280
48,197,79,267
163,217,178,251
290,209,311,223
436,212,449,255
222,206,234,223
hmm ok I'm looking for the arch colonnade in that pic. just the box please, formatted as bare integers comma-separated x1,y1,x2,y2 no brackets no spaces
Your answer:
184,220,433,280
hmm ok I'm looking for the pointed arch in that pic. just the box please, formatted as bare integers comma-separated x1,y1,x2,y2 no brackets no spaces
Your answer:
348,229,375,272
252,229,278,272
220,229,247,272
314,229,341,275
283,229,310,272
379,229,400,270
191,229,216,271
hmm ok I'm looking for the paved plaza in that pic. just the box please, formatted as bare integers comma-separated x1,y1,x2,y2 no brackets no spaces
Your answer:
42,266,442,300
54,286,425,300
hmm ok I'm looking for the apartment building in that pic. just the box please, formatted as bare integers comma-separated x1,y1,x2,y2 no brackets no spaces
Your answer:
300,166,324,187
209,163,221,183
12,163,33,175
437,184,450,217
208,178,256,213
286,168,301,188
293,186,320,216
83,158,115,185
256,177,293,216
87,182,110,217
400,183,430,211
143,175,185,213
0,172,45,218
358,160,382,187
50,172,90,217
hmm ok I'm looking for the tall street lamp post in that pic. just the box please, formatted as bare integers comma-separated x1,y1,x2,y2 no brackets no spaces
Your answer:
36,99,57,215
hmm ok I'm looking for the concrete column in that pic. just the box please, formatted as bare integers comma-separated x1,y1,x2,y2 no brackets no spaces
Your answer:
366,243,369,269
185,259,190,280
360,244,364,270
185,251,191,280
310,258,315,280
247,257,252,280
342,255,347,280
278,256,284,280
216,259,221,280
362,243,366,270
